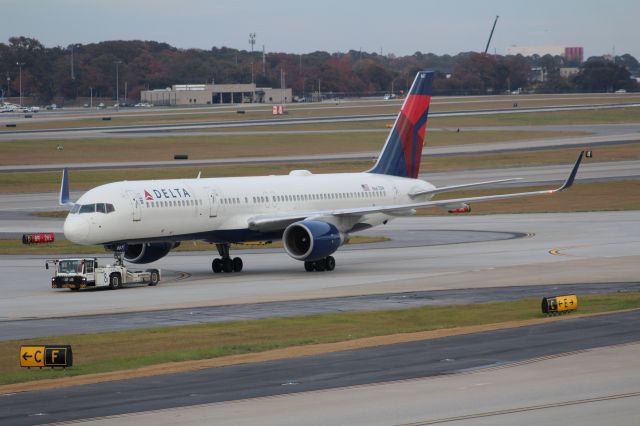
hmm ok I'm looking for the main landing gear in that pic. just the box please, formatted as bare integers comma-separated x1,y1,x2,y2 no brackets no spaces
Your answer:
304,256,336,272
212,243,243,273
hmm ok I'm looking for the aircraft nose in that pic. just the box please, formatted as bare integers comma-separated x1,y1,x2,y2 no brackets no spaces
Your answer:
63,215,90,244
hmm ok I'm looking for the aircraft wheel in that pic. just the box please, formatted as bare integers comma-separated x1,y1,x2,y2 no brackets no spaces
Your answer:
212,258,222,273
325,256,336,271
314,260,326,272
222,258,234,273
232,257,243,272
304,261,315,272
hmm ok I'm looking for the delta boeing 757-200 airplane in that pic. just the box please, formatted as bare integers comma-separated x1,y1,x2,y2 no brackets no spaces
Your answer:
62,71,583,274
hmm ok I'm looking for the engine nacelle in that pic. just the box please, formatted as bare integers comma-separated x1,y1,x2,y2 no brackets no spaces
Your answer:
123,242,177,264
283,220,344,261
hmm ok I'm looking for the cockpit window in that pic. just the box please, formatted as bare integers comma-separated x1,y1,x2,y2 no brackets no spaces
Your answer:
79,204,95,213
71,203,116,214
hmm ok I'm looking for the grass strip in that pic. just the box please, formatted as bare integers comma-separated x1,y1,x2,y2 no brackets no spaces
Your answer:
0,235,388,255
423,180,640,215
0,130,587,166
0,292,638,386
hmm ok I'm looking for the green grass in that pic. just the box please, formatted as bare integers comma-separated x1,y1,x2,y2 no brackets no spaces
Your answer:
0,235,388,255
0,130,587,166
1,292,638,385
422,180,640,216
429,107,640,127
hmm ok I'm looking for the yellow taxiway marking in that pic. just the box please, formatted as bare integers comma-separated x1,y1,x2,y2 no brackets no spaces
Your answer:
548,245,589,257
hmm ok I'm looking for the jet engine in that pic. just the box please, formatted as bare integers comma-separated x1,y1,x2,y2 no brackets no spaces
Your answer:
283,220,345,261
123,242,178,264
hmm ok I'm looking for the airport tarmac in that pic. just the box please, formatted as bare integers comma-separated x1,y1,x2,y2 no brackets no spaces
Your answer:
1,102,638,142
2,311,638,425
77,340,640,426
1,96,638,425
2,93,638,127
0,211,638,320
3,281,638,341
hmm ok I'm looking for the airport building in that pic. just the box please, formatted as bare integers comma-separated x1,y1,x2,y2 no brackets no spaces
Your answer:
140,83,293,106
506,46,584,63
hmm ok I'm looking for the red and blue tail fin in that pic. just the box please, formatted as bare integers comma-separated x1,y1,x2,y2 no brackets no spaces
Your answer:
368,71,433,179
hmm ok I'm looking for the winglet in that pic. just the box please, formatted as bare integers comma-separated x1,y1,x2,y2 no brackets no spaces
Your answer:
59,167,72,206
556,151,584,192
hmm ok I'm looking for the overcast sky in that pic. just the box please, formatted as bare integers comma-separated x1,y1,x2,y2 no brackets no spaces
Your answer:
3,0,638,59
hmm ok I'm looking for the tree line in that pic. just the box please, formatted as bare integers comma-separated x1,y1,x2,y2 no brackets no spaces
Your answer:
1,36,638,104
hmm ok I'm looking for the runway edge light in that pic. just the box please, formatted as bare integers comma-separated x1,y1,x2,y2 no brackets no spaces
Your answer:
20,345,73,369
541,295,578,315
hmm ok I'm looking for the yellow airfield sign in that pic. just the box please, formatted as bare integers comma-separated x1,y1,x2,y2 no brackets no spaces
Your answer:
20,345,73,368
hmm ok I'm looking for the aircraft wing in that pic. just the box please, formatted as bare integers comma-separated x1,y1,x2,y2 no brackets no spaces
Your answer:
408,178,523,198
248,151,583,233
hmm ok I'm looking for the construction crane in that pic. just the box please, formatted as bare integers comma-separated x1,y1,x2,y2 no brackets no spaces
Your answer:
484,15,499,55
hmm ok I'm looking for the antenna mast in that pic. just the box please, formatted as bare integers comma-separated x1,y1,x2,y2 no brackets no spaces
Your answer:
484,15,499,55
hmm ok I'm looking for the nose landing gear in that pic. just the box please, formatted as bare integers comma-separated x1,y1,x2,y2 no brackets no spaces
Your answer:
212,243,243,273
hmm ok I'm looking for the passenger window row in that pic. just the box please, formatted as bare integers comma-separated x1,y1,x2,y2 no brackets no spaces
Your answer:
247,190,387,204
146,199,202,208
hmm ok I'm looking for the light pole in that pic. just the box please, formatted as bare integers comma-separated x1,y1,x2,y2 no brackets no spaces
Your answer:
114,60,122,107
90,87,93,109
249,33,256,102
5,73,10,99
16,62,24,106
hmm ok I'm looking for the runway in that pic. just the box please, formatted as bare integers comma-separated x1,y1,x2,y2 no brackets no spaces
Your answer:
2,310,639,425
1,211,638,320
1,93,638,127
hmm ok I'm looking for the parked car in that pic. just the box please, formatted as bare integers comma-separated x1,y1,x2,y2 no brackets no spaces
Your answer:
97,103,106,109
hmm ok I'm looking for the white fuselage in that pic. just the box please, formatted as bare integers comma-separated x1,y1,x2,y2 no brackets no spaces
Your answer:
63,171,435,245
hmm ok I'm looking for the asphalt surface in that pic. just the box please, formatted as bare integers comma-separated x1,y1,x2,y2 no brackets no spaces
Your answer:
89,342,639,426
1,211,638,320
2,93,637,126
2,282,638,341
2,310,639,426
